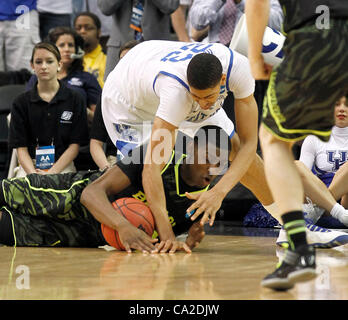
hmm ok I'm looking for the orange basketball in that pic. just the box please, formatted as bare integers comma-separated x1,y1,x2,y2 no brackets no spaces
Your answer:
101,197,155,250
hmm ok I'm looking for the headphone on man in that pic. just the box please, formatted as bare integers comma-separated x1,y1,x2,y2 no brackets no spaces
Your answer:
70,47,85,59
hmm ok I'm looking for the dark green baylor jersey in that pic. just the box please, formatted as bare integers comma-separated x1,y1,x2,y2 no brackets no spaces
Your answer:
279,0,348,33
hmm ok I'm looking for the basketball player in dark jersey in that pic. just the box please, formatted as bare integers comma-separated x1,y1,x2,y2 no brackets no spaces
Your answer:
246,0,348,290
0,125,231,253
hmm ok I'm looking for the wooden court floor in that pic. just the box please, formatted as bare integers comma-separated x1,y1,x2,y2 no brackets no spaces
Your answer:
1,222,348,300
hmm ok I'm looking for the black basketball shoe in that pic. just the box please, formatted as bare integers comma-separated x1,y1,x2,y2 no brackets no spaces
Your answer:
261,245,317,291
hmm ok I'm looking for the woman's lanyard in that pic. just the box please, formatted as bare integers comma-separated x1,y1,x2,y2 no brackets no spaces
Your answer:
35,106,57,170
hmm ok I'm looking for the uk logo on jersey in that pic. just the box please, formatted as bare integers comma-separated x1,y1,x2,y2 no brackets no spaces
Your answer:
326,150,348,171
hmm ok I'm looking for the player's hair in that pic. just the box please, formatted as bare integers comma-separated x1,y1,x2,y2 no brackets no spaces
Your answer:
30,42,61,63
193,125,231,155
73,11,101,30
187,53,223,89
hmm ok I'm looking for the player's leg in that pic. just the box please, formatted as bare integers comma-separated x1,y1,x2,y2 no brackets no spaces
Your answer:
260,126,305,226
295,160,334,219
340,195,348,211
238,151,280,221
0,210,15,246
0,208,61,247
182,109,281,220
1,172,97,221
259,124,316,290
259,17,348,290
326,161,348,225
275,159,348,249
329,161,348,203
295,160,348,225
0,206,105,247
0,180,5,207
0,179,15,245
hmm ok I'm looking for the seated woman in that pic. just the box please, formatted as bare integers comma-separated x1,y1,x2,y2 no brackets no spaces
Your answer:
296,95,348,226
90,98,117,170
300,96,348,188
244,96,348,230
9,42,89,177
26,27,102,127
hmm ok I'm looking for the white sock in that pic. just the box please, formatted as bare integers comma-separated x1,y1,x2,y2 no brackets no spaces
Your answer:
330,203,345,219
330,203,348,226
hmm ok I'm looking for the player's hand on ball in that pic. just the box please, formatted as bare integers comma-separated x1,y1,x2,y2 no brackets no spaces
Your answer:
118,222,158,253
185,189,224,226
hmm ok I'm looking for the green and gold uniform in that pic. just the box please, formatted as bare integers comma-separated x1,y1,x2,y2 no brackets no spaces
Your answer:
0,146,209,247
263,0,348,141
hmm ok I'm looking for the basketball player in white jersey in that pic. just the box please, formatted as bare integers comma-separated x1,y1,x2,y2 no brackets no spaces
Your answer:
101,40,347,253
102,40,252,152
102,40,280,252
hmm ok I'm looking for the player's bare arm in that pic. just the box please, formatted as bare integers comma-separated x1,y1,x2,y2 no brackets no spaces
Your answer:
185,221,206,249
142,116,192,253
80,165,158,253
187,94,259,225
245,0,271,80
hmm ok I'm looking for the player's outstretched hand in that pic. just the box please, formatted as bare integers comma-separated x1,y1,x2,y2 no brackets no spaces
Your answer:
152,240,192,254
185,189,224,226
118,222,158,253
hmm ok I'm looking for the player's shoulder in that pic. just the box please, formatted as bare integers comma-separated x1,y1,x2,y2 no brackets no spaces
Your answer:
230,49,250,67
226,49,253,82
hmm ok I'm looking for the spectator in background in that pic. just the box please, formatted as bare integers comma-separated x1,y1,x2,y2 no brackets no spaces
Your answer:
37,0,73,41
89,98,117,171
9,42,89,177
74,12,107,88
72,0,112,53
171,0,192,42
189,0,283,46
0,0,41,71
97,0,179,79
89,40,139,170
27,27,102,127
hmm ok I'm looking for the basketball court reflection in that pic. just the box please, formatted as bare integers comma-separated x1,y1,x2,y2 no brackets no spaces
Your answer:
1,228,348,300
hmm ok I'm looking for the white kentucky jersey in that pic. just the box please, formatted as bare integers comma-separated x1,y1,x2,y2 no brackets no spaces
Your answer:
300,126,348,176
102,40,254,148
102,40,255,126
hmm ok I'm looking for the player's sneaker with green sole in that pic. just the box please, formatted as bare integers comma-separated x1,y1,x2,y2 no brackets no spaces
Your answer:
261,245,316,291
